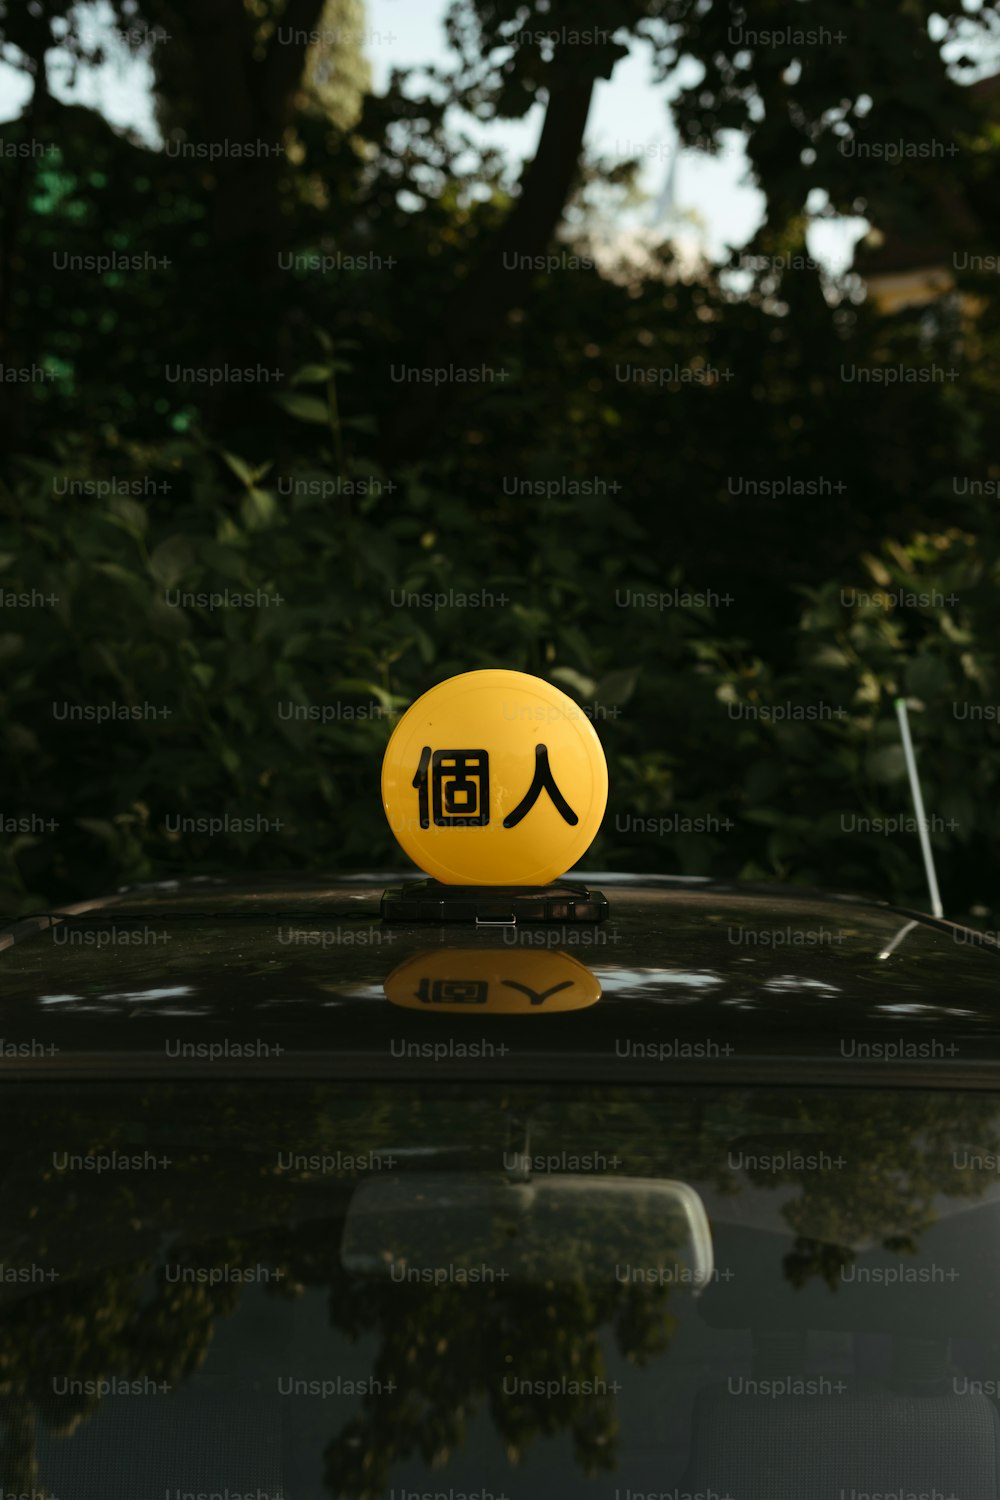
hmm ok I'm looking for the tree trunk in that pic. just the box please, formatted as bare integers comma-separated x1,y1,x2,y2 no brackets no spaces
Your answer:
169,0,326,444
385,69,596,461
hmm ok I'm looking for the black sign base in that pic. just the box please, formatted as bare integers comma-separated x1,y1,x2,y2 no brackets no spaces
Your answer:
380,880,609,924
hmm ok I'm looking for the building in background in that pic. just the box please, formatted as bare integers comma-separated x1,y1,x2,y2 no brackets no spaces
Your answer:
853,73,1000,314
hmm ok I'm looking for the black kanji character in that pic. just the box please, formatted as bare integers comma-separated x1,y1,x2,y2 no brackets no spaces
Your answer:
413,747,490,828
502,743,578,828
500,979,574,1007
415,978,489,1005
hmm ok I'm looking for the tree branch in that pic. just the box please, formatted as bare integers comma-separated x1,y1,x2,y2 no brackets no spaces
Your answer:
386,68,596,457
261,0,328,124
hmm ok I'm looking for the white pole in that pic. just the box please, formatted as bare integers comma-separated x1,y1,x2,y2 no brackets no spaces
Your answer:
894,696,943,919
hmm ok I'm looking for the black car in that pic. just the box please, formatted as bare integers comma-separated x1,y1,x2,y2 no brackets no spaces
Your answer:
2,870,1000,1499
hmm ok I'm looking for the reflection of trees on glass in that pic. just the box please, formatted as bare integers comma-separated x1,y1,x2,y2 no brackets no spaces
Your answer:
0,1402,41,1500
0,1084,998,1498
321,1266,674,1494
323,1167,693,1496
725,1091,1000,1288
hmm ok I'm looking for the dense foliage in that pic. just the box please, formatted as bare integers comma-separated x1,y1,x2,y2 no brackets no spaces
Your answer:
2,0,1000,918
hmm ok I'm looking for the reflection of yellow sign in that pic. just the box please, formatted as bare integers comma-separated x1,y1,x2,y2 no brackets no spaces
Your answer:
381,670,608,885
384,949,602,1014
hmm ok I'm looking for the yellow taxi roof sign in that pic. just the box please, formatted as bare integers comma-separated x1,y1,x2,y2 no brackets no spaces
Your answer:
381,669,608,886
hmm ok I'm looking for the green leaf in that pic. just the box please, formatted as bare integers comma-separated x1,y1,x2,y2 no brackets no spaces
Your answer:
810,644,852,669
290,363,335,385
106,497,148,536
867,744,907,783
221,451,256,486
550,666,596,699
240,487,278,529
905,654,951,700
595,666,640,706
274,392,330,423
8,834,40,855
557,624,591,666
94,561,145,590
149,535,193,588
75,818,118,843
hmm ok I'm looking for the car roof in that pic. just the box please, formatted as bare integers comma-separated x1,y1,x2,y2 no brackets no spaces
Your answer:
2,872,998,1085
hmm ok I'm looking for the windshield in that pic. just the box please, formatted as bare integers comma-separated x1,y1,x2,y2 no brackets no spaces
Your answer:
4,1081,1000,1499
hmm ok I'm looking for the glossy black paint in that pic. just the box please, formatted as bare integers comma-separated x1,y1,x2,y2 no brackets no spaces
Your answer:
1,872,998,1082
